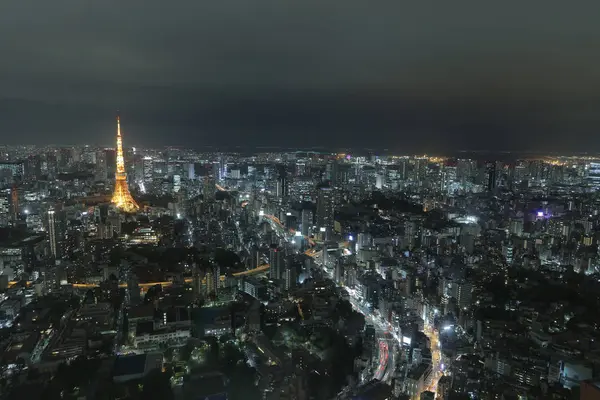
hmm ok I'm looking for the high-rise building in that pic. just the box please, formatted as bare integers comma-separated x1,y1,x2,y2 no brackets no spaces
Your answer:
187,163,195,180
316,185,334,239
283,261,297,291
142,156,154,187
10,186,18,223
269,246,284,280
128,274,141,305
48,209,57,258
0,192,9,227
95,150,108,181
0,162,24,183
301,208,313,237
191,264,203,300
206,264,220,297
586,162,600,189
105,149,116,179
111,115,139,213
276,165,289,201
487,162,497,192
334,260,344,284
203,176,216,202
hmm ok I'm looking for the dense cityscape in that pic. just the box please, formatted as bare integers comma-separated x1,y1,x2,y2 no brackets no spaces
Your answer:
0,116,597,399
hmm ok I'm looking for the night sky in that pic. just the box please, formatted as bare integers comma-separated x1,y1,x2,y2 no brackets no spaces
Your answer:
1,1,599,152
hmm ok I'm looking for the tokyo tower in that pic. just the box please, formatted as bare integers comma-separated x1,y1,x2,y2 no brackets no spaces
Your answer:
111,115,139,213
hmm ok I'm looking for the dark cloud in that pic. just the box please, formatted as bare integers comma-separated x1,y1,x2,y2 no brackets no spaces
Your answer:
1,1,599,151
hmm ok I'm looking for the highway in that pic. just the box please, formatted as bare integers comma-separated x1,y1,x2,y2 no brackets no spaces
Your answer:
6,263,271,291
347,291,395,383
65,263,271,290
262,213,317,246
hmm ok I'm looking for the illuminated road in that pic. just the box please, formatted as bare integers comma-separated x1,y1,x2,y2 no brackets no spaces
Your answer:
311,250,395,383
374,339,389,381
347,293,395,383
424,325,443,394
262,214,316,247
9,263,271,290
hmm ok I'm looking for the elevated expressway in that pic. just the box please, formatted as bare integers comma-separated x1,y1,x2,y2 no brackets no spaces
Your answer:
9,263,270,290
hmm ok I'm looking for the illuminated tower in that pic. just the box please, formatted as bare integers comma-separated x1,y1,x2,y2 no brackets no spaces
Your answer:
111,115,139,212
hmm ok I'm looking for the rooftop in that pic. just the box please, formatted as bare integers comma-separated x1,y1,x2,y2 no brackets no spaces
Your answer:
113,354,147,377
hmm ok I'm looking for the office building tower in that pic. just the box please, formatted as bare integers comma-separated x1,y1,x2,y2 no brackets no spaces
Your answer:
94,150,108,181
249,246,262,269
104,149,116,180
0,162,24,183
316,185,334,239
327,160,340,186
334,261,344,285
487,162,497,192
142,157,154,186
206,264,220,297
10,187,18,223
269,246,284,280
173,175,181,193
283,262,297,291
187,163,195,180
191,264,203,300
230,169,241,179
586,162,600,189
48,209,58,258
300,208,313,237
0,193,9,227
276,165,289,201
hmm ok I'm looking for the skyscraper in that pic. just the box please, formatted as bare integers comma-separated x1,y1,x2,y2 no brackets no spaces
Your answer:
283,261,297,290
269,246,284,280
206,264,220,297
111,115,139,213
301,208,313,237
276,165,289,202
142,156,154,188
0,192,9,227
487,162,497,192
316,185,335,239
48,209,57,258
